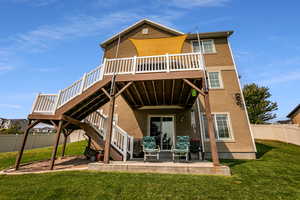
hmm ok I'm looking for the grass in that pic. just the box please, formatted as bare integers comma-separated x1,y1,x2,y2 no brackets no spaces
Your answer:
0,140,300,200
0,140,87,170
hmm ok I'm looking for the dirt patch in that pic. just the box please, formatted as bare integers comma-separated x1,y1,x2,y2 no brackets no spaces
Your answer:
2,156,92,175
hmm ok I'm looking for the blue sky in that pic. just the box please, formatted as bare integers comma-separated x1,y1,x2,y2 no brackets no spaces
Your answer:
0,0,299,120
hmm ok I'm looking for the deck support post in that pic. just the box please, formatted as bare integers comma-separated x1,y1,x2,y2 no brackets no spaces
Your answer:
15,120,41,170
50,120,63,170
103,76,116,164
202,79,220,166
61,130,68,158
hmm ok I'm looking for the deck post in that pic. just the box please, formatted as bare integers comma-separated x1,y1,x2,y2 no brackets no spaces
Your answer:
202,79,220,166
103,76,116,164
15,120,41,170
50,120,63,170
61,130,68,158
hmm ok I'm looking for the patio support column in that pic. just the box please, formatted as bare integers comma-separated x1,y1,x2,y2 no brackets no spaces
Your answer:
202,79,220,166
103,77,116,164
50,120,63,170
15,120,41,170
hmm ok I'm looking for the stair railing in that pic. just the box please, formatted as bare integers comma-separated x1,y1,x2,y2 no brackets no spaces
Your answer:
84,110,134,161
31,52,203,114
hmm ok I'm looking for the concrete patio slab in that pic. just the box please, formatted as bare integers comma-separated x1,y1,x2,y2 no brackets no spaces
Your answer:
88,161,231,176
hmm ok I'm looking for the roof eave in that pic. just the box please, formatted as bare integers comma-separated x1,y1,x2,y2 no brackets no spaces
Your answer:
100,19,184,48
287,104,300,118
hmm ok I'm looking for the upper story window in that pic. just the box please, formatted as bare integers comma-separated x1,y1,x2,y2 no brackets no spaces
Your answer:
192,39,216,54
208,71,223,89
202,113,233,140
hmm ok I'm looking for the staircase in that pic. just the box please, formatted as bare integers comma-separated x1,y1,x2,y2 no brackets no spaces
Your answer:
84,110,134,161
28,52,203,161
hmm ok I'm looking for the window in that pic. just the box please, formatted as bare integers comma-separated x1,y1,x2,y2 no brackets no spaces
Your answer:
208,71,222,89
192,39,216,54
202,113,233,140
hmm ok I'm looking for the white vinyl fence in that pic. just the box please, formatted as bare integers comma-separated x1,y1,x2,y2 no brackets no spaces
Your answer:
0,130,86,153
251,124,300,146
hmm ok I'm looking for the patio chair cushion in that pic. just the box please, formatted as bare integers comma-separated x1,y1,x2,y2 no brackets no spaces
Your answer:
173,136,190,154
142,136,159,152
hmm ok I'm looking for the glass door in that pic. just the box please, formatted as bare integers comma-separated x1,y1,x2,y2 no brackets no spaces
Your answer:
149,116,174,150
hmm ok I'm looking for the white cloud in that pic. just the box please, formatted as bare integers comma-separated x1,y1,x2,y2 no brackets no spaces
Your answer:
260,70,300,85
0,104,22,109
0,65,14,71
168,0,230,8
9,12,141,52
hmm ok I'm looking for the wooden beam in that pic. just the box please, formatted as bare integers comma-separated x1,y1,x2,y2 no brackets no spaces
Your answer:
170,80,175,104
202,79,220,166
121,82,138,106
101,88,111,99
62,115,83,128
142,81,151,105
50,120,63,170
61,131,68,158
75,97,109,120
183,78,205,96
15,120,42,170
132,82,144,105
152,80,159,105
162,80,165,105
103,79,116,164
115,81,133,98
70,93,106,117
178,80,185,104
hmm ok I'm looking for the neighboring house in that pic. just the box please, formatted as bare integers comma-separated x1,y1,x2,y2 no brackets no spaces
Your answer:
0,118,27,132
287,104,300,125
17,19,257,170
31,127,56,134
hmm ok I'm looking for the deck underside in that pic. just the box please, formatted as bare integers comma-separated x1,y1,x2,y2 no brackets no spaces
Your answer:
28,70,204,128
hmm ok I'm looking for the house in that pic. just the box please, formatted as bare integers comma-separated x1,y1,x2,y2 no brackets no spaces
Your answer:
287,104,300,125
15,19,256,172
0,118,28,132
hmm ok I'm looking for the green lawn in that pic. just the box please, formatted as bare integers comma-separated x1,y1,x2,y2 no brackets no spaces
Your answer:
0,140,300,200
0,140,87,170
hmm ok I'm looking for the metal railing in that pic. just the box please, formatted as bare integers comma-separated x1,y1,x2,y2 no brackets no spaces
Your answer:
31,52,203,114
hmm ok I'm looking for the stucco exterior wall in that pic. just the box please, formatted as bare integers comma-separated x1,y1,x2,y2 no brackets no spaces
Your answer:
101,22,256,158
101,96,198,140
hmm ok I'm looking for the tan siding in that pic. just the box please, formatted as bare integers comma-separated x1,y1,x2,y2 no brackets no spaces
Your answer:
199,70,256,153
292,112,300,125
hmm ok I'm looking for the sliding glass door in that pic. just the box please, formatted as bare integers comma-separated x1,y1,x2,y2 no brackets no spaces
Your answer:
149,116,175,150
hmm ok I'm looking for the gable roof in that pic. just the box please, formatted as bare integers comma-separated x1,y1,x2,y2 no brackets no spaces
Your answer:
287,104,300,118
100,19,184,48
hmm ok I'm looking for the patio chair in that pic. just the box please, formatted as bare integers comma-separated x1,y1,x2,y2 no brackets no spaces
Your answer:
142,136,160,161
172,136,190,161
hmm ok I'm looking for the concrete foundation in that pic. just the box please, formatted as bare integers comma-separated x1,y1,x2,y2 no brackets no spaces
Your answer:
88,161,231,176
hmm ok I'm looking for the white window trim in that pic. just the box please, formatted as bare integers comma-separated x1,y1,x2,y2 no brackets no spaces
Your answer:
202,112,235,142
207,71,224,89
191,39,217,54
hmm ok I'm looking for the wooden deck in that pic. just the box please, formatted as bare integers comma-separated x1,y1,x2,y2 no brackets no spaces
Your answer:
88,161,231,176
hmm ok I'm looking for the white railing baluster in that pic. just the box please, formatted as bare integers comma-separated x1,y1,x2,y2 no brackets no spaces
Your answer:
80,73,87,93
166,53,170,72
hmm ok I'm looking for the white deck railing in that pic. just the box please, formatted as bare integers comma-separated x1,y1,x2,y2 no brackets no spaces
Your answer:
31,52,203,114
85,110,134,161
104,52,203,75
